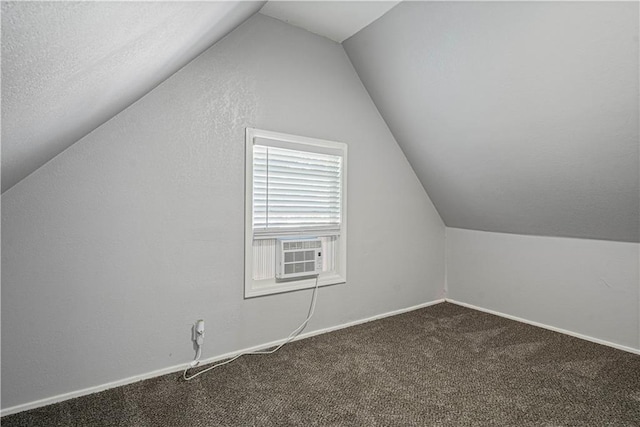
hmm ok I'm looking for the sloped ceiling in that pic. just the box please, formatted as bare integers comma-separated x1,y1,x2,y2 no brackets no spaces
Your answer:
3,1,638,243
344,1,639,242
1,0,264,193
260,1,399,43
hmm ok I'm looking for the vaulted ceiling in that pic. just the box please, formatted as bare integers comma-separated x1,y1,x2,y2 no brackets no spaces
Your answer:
2,1,638,242
1,1,264,192
344,1,639,242
260,1,399,42
1,0,397,193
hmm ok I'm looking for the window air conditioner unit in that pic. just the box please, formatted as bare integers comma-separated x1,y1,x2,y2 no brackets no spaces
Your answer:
275,237,323,280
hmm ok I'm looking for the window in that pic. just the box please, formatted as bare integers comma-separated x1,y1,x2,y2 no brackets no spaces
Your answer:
252,145,342,235
245,128,347,298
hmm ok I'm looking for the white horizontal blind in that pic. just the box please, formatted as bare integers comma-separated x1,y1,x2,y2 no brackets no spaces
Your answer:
253,145,342,235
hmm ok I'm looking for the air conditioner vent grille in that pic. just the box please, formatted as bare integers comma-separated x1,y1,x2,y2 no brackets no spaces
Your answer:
276,238,322,280
282,241,321,251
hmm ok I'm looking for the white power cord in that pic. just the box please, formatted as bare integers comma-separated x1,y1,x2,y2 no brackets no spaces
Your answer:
190,346,202,368
183,276,320,381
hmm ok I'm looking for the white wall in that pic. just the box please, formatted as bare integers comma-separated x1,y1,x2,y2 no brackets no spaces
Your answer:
1,14,445,410
446,228,640,350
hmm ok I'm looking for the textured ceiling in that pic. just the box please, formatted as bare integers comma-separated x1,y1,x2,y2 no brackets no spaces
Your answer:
3,1,638,243
1,1,264,193
344,1,639,242
260,1,399,43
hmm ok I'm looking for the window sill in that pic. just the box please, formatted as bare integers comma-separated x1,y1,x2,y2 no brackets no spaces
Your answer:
244,273,345,298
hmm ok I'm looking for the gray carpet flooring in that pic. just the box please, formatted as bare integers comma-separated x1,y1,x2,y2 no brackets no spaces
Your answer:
3,302,640,426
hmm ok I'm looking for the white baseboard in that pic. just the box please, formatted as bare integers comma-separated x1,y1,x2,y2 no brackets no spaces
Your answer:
0,298,445,417
446,299,640,356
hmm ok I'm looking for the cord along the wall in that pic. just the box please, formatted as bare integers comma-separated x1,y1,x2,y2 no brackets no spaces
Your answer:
183,276,320,381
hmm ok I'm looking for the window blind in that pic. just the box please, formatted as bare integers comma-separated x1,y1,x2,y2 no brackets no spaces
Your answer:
253,145,342,235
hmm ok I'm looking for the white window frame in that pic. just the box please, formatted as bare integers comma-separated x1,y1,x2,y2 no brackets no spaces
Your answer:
244,128,347,298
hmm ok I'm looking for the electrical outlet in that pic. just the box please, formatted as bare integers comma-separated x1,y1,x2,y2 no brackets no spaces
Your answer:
195,319,205,345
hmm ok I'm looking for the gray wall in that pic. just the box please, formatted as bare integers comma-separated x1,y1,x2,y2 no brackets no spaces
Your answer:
1,14,445,410
344,1,639,242
447,228,640,350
